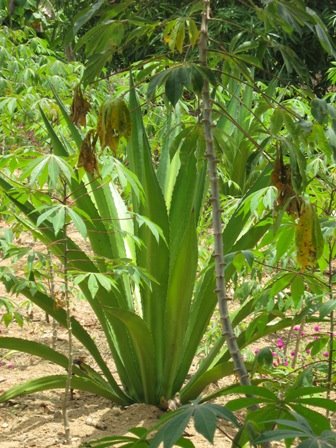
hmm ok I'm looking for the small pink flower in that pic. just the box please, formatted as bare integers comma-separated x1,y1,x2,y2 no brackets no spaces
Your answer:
323,352,329,357
314,325,320,332
276,338,285,349
314,335,318,340
301,331,305,336
283,360,289,366
290,351,296,357
306,349,311,354
254,348,260,354
294,326,300,331
7,363,14,369
272,351,277,357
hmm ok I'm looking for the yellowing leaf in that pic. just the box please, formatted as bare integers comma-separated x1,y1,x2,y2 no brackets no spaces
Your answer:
187,18,199,47
175,19,186,54
295,201,321,270
97,98,131,154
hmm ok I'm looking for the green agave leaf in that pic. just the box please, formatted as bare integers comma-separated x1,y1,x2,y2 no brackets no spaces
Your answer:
39,107,69,157
81,435,142,448
162,212,197,394
0,375,118,403
0,337,115,395
163,147,200,397
180,361,235,403
176,265,217,397
0,274,129,404
71,0,105,38
49,90,131,283
81,426,150,447
105,307,157,404
0,337,70,370
127,76,170,382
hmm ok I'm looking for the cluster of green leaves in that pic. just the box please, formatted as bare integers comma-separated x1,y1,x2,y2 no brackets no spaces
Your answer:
0,25,81,153
81,385,336,447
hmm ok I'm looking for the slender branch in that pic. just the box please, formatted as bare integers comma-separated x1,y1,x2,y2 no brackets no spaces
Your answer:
327,241,335,416
47,249,58,349
199,0,250,386
291,319,305,369
61,182,73,444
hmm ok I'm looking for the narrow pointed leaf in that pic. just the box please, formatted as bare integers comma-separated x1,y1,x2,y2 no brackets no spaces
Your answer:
0,375,119,403
105,307,157,403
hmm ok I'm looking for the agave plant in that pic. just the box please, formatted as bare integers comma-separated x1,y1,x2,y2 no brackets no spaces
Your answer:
0,77,294,407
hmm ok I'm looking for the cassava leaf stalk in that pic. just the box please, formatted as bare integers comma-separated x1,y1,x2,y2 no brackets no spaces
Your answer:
61,182,73,444
199,0,250,385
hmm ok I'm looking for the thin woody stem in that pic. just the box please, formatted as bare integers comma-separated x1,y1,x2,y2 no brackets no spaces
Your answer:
199,0,251,386
62,182,73,444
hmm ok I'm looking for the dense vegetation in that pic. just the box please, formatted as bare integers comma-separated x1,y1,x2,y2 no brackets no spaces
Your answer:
0,0,335,446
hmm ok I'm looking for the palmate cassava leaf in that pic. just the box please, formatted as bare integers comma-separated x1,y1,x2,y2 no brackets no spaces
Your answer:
256,411,336,447
147,64,216,106
150,401,239,448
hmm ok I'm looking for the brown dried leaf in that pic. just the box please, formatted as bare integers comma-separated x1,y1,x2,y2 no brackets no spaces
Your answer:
296,201,316,270
271,149,301,217
78,131,99,176
70,86,90,127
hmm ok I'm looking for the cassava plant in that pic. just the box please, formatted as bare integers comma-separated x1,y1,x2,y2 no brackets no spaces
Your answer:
199,0,250,386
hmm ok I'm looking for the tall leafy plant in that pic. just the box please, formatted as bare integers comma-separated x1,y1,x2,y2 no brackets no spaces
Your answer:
0,73,280,407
